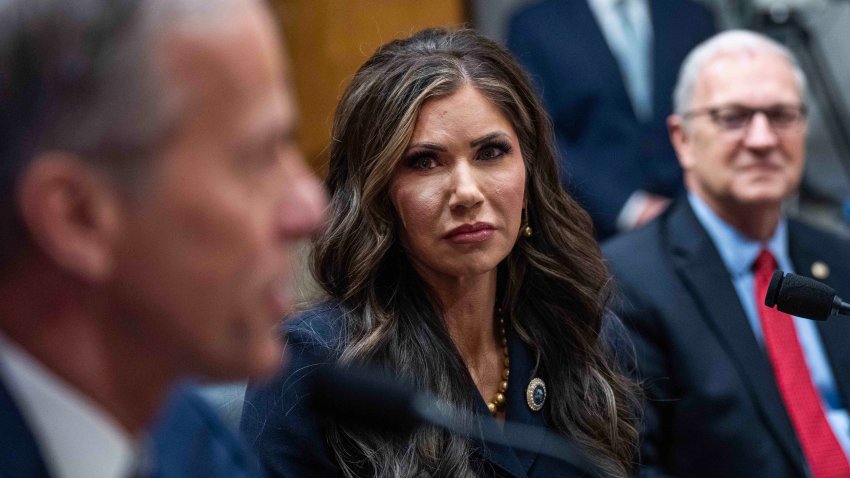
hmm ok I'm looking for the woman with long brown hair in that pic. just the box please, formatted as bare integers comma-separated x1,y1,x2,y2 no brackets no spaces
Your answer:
241,27,639,477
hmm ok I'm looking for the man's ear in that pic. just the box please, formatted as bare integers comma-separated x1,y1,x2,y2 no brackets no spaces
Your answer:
17,153,121,282
668,114,694,171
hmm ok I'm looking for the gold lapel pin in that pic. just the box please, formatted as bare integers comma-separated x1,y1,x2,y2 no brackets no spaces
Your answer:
526,377,546,412
811,261,830,280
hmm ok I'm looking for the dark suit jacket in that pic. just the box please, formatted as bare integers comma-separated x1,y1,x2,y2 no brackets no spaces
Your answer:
240,303,594,477
149,383,267,478
602,199,850,477
0,378,49,478
0,377,264,478
507,0,716,238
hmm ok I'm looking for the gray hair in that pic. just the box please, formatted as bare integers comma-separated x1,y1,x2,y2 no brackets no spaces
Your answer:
672,29,807,115
0,0,253,263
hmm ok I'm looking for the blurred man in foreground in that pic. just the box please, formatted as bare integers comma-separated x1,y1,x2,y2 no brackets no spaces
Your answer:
0,0,325,475
604,30,850,477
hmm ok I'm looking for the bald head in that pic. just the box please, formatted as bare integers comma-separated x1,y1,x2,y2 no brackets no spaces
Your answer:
673,30,807,116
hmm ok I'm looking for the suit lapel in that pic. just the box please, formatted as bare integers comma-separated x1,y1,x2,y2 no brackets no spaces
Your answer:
471,329,550,478
665,201,805,474
504,330,546,473
476,331,545,478
472,399,527,478
0,378,51,478
789,221,850,407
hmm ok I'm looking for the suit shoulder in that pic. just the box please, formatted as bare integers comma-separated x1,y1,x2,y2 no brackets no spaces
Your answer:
507,0,564,33
602,220,664,266
153,386,223,437
601,219,677,308
789,218,850,278
282,302,349,350
658,0,715,18
791,218,850,247
151,385,264,477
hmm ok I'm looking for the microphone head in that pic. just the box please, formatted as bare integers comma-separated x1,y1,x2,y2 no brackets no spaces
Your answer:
770,272,836,321
765,270,784,308
309,364,421,436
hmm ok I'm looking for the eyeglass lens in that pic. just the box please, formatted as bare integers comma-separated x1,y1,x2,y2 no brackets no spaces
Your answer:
711,105,805,131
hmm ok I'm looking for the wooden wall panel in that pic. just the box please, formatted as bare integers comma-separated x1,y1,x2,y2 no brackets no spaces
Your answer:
269,1,466,173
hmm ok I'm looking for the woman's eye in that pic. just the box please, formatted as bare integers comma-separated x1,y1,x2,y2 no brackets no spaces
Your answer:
404,153,437,170
477,142,512,161
416,157,435,169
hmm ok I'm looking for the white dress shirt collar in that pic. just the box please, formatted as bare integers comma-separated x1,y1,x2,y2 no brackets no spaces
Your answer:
0,334,139,478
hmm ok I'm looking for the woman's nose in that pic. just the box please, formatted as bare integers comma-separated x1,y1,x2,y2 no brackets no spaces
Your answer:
449,161,484,211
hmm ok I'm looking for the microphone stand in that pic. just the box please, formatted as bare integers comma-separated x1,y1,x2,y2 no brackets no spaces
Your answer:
412,395,605,477
311,364,606,477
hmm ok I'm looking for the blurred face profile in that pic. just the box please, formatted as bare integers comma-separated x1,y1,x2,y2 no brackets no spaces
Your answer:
674,50,806,215
107,3,325,379
389,85,526,287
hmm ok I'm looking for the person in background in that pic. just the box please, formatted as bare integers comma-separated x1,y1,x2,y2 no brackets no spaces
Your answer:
241,27,640,478
507,0,716,239
0,0,325,476
604,30,850,477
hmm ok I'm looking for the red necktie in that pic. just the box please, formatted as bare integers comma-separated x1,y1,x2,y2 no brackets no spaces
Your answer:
754,249,850,477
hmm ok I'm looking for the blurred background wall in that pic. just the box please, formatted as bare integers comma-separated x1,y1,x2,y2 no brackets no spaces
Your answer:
268,0,467,174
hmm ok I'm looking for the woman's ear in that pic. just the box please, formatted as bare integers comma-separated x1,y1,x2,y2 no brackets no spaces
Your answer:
17,153,121,282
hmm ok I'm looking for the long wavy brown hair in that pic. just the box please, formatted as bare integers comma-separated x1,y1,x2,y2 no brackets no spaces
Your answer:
312,27,639,477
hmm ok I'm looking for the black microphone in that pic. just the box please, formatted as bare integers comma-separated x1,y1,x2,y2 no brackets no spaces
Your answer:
764,270,850,321
310,364,603,477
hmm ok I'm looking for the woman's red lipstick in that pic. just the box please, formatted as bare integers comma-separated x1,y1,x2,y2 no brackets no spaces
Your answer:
444,222,495,244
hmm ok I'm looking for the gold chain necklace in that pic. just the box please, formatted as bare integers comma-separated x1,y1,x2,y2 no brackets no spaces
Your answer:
486,309,510,416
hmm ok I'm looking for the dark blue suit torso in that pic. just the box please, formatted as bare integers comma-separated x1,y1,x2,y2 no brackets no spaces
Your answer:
507,0,716,238
0,378,49,478
240,304,593,477
0,378,264,478
602,199,850,477
149,383,267,478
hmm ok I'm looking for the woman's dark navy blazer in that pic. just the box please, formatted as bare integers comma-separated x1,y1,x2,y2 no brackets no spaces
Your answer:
239,303,604,477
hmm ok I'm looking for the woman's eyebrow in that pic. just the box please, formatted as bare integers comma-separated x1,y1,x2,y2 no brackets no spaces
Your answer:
470,131,509,147
405,142,448,152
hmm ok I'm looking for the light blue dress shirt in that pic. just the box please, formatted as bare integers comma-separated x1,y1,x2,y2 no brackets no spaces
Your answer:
688,193,850,457
587,0,653,122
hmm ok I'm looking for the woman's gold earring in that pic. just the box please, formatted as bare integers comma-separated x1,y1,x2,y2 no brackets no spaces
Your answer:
522,209,533,237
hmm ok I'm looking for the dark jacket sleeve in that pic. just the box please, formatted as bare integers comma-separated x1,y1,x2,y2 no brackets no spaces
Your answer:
610,276,677,478
604,238,677,478
150,384,268,478
239,308,344,477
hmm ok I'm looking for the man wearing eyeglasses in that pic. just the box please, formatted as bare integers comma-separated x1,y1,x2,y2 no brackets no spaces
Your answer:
604,30,850,477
